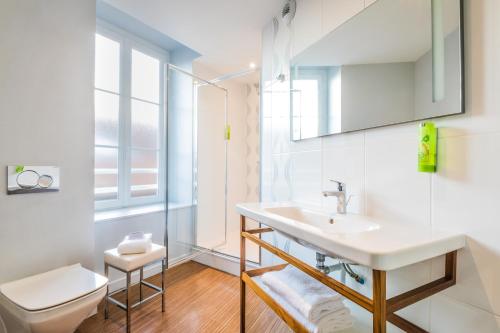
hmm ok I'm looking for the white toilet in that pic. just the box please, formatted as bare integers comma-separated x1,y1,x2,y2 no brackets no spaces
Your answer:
0,264,108,333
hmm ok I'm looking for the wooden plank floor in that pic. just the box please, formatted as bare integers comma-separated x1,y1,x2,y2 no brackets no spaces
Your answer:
77,261,291,333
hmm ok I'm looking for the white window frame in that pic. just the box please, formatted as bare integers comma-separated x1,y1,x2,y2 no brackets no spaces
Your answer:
95,20,167,211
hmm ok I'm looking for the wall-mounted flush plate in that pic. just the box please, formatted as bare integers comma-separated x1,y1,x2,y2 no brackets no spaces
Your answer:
7,166,60,195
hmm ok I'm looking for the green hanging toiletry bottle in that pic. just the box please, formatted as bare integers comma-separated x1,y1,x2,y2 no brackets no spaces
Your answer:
418,122,437,173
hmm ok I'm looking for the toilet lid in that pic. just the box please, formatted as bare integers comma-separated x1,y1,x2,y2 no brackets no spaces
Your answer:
0,264,108,311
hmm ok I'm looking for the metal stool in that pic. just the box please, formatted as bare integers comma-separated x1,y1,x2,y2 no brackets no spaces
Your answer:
103,244,167,333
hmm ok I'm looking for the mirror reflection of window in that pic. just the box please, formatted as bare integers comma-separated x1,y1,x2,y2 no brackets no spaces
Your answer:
291,67,340,140
292,79,319,140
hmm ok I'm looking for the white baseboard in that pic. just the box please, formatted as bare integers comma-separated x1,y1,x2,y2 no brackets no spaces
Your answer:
193,251,259,276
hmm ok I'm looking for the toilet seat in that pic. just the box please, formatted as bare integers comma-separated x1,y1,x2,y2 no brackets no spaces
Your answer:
0,264,108,312
0,264,108,333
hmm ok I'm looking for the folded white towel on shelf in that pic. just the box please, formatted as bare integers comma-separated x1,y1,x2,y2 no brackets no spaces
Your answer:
256,276,353,333
117,233,153,255
261,265,345,323
313,308,353,333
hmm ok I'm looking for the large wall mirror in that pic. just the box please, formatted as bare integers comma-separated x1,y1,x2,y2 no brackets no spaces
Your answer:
290,0,464,140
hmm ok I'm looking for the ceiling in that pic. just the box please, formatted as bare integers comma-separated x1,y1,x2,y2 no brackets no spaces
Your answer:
102,0,284,77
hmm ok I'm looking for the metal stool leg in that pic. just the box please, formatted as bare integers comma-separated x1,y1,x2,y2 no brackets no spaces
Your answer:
161,258,166,312
126,272,131,333
104,263,109,319
105,258,166,331
139,267,143,302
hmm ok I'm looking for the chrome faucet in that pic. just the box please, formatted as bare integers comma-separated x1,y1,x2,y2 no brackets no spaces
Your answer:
322,180,347,214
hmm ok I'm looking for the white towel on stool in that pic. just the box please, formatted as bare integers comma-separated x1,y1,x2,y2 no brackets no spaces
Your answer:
261,265,346,323
117,233,152,254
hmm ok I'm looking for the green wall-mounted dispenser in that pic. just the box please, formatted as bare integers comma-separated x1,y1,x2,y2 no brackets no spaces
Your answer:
418,122,437,173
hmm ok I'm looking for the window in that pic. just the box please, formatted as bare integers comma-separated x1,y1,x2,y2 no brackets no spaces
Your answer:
94,24,166,210
291,68,329,140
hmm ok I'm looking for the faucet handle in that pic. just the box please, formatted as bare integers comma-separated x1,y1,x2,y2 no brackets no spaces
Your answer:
328,179,345,191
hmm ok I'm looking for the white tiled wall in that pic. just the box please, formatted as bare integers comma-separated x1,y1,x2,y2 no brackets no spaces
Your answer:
261,0,500,331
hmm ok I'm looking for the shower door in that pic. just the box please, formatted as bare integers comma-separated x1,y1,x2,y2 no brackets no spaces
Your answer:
166,64,228,264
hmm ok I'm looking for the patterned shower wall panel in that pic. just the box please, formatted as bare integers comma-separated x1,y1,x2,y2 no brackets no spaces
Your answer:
245,83,261,202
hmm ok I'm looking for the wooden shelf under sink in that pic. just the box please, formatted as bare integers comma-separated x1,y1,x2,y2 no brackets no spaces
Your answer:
239,215,458,333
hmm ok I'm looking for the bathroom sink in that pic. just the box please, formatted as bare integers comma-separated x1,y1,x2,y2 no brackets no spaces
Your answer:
237,202,466,271
264,206,380,234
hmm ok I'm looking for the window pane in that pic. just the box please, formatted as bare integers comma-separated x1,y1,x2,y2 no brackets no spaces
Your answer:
131,173,158,198
95,90,119,146
95,147,118,201
95,34,120,93
131,150,158,198
131,99,159,149
131,49,160,103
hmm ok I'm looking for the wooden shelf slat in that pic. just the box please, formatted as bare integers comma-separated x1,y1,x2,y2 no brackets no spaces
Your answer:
245,264,289,278
387,252,457,313
387,313,428,333
246,227,273,234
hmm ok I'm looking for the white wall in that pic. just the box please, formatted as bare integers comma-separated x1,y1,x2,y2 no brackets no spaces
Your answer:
195,78,228,250
193,62,259,262
0,0,202,286
0,0,96,283
261,0,500,332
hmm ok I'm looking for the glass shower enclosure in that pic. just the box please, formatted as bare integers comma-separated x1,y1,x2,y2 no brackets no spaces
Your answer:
165,64,228,265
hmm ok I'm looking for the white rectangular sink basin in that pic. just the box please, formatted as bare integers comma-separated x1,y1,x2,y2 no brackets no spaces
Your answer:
264,207,380,234
237,202,465,271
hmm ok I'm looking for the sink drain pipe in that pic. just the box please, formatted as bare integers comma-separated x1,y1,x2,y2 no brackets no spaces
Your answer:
315,253,365,285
